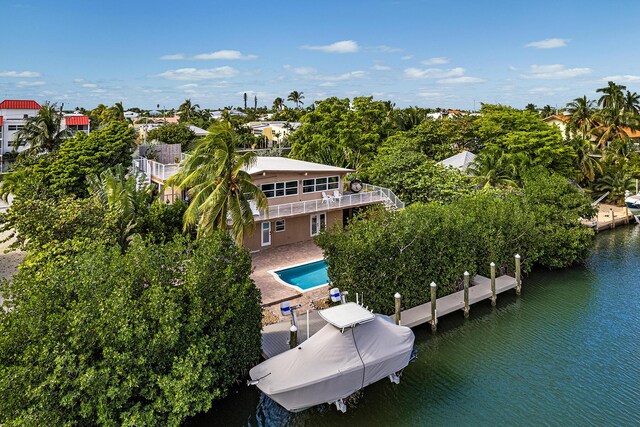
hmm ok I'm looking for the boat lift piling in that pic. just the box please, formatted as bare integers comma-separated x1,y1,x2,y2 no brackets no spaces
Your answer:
490,262,497,307
394,292,401,325
430,282,437,331
463,271,470,318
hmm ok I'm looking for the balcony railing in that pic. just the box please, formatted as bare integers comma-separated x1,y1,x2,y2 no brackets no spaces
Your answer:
253,188,400,220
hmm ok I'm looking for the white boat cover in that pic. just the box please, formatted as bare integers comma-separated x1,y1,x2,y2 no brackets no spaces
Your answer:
250,314,415,412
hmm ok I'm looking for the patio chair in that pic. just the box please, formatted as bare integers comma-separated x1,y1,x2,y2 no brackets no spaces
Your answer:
332,190,342,202
322,192,333,204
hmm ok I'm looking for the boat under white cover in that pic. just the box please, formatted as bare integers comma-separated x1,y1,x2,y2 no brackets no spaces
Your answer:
249,303,415,412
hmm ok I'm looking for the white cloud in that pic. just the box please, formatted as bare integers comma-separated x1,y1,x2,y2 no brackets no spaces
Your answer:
371,64,391,71
526,38,569,49
161,50,257,60
509,65,519,71
301,40,359,53
316,71,366,81
524,64,591,79
178,83,199,89
438,76,484,84
161,54,186,60
319,82,337,87
81,83,97,88
155,67,239,80
369,45,402,53
421,57,450,65
602,75,640,83
418,91,443,98
0,70,40,78
404,67,465,79
283,65,317,75
192,50,257,60
528,86,569,95
16,81,45,87
401,55,414,60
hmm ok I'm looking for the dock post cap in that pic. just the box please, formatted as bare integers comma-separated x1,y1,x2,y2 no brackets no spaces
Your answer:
290,325,298,332
463,271,469,276
430,282,437,288
394,292,401,299
515,254,521,259
490,262,495,266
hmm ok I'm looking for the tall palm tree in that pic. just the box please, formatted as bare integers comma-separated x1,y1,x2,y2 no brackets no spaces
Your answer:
567,138,602,183
287,91,305,109
539,105,555,118
596,81,626,110
468,147,520,189
243,92,248,110
272,97,284,112
623,90,640,115
109,102,126,122
87,164,152,250
178,98,200,123
595,167,634,205
165,121,268,244
14,102,71,154
565,96,596,139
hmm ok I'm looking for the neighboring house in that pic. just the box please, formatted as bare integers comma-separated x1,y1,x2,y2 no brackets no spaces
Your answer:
244,121,301,145
124,111,140,120
211,110,247,120
543,114,571,137
134,122,209,143
132,148,404,251
0,99,90,155
437,150,477,172
543,114,640,143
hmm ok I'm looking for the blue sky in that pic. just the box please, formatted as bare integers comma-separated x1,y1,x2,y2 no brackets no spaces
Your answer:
2,0,639,110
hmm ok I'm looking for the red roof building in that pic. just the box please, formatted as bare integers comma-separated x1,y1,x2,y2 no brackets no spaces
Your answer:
0,100,42,110
64,116,89,126
0,116,3,126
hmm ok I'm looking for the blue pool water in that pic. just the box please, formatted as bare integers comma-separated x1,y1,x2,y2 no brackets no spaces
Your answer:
275,260,329,290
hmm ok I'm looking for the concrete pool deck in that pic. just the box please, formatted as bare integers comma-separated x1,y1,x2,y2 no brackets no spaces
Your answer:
250,240,331,311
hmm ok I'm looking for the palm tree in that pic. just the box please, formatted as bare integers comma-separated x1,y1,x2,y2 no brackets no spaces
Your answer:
243,92,248,110
565,96,596,139
14,102,71,154
87,164,152,250
595,167,634,205
567,138,602,183
623,90,640,115
539,105,555,118
468,147,520,189
178,98,200,123
272,97,284,112
596,81,626,110
109,102,126,122
165,121,268,244
287,91,305,109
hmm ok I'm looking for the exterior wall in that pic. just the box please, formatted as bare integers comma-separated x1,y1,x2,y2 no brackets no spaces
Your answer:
251,171,347,206
243,209,342,252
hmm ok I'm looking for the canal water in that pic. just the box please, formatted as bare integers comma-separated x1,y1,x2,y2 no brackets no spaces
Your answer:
192,226,640,426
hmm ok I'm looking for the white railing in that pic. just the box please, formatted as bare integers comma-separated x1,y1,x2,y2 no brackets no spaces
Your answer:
147,160,180,181
362,183,405,209
254,188,400,220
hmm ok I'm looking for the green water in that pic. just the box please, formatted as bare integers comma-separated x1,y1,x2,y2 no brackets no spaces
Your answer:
192,227,640,426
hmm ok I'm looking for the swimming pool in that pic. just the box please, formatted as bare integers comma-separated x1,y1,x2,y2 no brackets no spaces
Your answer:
274,260,329,291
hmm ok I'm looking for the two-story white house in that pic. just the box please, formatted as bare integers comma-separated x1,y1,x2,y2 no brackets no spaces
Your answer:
0,99,90,155
133,147,404,252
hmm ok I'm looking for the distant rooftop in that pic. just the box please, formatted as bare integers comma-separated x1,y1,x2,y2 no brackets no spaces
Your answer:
437,150,477,171
0,100,42,110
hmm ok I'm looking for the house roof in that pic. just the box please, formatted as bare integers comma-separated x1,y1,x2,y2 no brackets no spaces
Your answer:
0,100,42,110
186,124,209,136
543,114,570,123
64,115,89,126
623,126,640,138
437,150,477,171
0,116,3,126
245,157,354,175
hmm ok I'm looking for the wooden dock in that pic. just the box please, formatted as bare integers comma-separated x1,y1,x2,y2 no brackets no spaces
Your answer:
581,203,634,232
261,274,517,359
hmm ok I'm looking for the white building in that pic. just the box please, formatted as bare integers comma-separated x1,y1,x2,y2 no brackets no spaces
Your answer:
0,100,90,155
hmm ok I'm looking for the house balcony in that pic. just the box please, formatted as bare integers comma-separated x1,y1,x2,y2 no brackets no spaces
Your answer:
132,155,189,182
253,183,404,220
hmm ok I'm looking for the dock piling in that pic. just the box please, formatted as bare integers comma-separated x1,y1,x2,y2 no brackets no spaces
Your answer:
430,282,437,331
490,262,497,306
394,292,401,325
610,208,615,229
463,271,470,318
515,254,521,296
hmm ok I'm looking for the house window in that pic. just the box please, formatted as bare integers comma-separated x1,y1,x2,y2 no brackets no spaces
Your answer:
275,219,285,232
302,176,340,193
7,125,23,131
261,180,298,198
